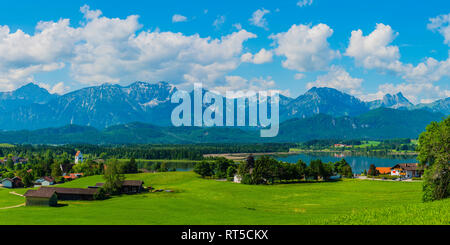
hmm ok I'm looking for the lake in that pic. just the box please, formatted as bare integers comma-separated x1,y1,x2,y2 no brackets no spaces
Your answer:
275,152,418,174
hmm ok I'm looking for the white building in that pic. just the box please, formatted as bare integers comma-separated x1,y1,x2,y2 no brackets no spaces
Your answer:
391,163,423,178
75,151,83,164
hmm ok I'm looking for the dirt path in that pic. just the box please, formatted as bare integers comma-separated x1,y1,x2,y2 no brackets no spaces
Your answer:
0,203,24,210
9,191,24,197
0,191,25,210
0,203,25,210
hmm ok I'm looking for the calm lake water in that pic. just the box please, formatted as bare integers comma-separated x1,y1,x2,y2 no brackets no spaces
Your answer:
275,153,418,174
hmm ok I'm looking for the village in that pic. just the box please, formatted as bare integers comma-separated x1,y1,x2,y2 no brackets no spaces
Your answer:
0,151,155,207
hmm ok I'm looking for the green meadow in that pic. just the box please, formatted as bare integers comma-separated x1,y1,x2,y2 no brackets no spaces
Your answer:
0,171,448,225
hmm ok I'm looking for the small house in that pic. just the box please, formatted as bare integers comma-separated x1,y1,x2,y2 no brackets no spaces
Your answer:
1,177,24,188
121,180,144,194
75,151,83,164
35,176,55,186
24,188,58,207
391,163,423,178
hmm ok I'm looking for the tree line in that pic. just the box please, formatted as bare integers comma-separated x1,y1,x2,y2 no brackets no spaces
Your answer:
194,155,353,184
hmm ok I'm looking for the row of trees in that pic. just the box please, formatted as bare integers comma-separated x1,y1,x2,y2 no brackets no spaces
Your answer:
194,155,353,185
193,158,237,180
0,143,294,161
237,156,352,185
298,138,417,152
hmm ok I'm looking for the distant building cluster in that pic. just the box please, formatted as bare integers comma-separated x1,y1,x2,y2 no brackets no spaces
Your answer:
375,163,423,179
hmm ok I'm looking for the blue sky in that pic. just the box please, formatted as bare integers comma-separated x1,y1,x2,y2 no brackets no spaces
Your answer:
0,0,449,103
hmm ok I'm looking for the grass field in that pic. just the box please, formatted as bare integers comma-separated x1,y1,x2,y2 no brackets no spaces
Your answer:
0,171,448,225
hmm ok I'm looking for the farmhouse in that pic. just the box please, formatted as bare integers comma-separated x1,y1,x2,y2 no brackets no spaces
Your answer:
95,180,145,194
24,188,58,207
41,187,98,200
391,163,423,178
34,176,55,186
0,177,24,188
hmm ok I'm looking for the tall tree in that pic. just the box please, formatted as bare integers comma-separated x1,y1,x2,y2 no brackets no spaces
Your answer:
193,161,213,178
418,116,450,202
103,159,125,195
6,158,14,169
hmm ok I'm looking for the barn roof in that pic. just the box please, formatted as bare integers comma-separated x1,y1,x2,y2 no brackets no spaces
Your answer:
24,189,56,198
122,180,144,187
41,187,98,195
95,180,143,187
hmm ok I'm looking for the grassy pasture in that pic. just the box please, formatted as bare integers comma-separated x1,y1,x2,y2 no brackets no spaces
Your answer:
0,171,447,225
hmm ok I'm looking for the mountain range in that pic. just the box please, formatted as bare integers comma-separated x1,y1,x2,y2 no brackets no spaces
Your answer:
0,81,447,143
0,108,444,144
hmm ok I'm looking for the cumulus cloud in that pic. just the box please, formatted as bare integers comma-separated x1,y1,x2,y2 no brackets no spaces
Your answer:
306,66,363,95
241,48,273,64
427,13,450,45
172,14,188,23
0,5,258,91
270,23,339,72
346,23,450,84
249,8,270,30
0,18,76,90
360,82,450,104
346,23,401,71
297,0,313,7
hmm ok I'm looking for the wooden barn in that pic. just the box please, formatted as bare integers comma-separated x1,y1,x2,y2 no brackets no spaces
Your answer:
24,188,58,207
95,180,144,194
41,187,98,200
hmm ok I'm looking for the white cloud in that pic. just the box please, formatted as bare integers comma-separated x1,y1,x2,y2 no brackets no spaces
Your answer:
241,48,273,64
346,23,450,84
233,23,242,30
213,15,226,29
39,82,69,94
346,23,400,71
360,82,450,104
215,75,289,97
0,5,258,91
270,23,339,72
80,5,102,20
172,14,188,23
294,73,305,80
297,0,313,7
306,66,363,95
427,13,450,45
0,18,76,90
249,8,270,30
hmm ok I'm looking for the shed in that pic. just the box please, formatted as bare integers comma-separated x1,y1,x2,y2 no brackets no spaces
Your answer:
41,187,98,200
24,189,58,207
95,180,144,194
1,177,24,188
122,180,144,194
